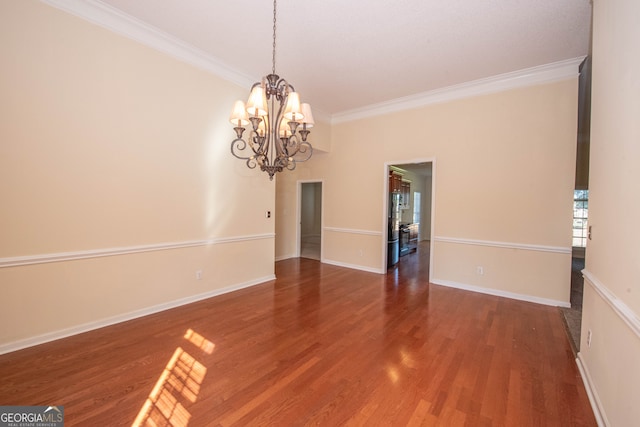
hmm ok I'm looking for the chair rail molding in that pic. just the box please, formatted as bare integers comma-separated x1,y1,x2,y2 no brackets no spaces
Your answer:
434,236,572,254
0,233,275,268
582,269,640,339
324,227,382,236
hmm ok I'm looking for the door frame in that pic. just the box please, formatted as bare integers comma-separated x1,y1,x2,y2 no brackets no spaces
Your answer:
382,158,436,281
297,180,324,260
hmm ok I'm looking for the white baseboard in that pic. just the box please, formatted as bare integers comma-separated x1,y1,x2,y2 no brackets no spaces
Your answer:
430,278,571,307
275,254,296,262
322,258,385,274
0,274,275,355
576,353,608,427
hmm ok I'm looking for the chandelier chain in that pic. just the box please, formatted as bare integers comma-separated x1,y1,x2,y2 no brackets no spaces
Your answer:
272,0,277,75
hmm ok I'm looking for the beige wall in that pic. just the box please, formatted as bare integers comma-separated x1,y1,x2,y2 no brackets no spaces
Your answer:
274,121,331,260
579,0,640,425
7,4,634,424
0,0,584,353
0,1,275,349
278,80,578,303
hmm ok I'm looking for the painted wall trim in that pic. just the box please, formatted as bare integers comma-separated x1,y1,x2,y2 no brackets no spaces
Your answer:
40,0,255,89
332,57,585,124
323,258,385,275
582,269,640,340
576,353,608,427
434,236,572,254
384,158,437,282
324,227,383,236
431,278,571,308
0,273,275,355
0,233,275,268
38,0,337,124
38,1,581,127
275,254,296,262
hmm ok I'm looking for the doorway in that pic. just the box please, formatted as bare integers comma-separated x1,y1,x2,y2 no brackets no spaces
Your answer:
385,161,434,275
299,181,322,260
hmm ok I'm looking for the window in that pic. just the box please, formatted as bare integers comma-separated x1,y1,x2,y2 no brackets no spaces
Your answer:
573,190,589,247
412,192,421,224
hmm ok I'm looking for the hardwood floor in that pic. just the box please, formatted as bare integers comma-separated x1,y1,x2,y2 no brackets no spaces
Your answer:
0,243,596,426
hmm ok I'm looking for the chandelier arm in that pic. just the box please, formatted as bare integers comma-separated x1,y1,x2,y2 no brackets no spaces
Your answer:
274,96,288,160
252,135,266,158
282,136,295,158
283,134,300,157
245,158,258,169
274,78,294,99
285,136,313,162
262,96,276,166
231,131,265,168
297,142,313,161
231,129,263,158
230,137,250,160
231,137,260,170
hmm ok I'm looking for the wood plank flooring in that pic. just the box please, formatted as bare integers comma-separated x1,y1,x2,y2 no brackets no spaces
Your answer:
0,243,596,426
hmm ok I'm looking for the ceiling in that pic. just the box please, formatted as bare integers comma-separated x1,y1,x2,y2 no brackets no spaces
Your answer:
96,0,592,117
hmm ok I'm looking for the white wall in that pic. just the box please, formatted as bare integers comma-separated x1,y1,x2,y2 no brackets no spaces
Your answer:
577,0,640,425
0,1,275,351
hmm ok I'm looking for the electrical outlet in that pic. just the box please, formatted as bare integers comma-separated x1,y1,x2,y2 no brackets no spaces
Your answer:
266,211,271,218
196,270,203,280
476,266,484,275
587,329,592,347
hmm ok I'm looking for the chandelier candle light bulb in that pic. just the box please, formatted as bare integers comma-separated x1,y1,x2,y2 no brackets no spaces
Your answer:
229,100,249,127
246,86,268,117
229,0,313,180
300,103,314,128
283,92,303,122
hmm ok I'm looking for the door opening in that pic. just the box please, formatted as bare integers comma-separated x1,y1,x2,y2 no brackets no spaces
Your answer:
299,182,322,260
386,162,433,273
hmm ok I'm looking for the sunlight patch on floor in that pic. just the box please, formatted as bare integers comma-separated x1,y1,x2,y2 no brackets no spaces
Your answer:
132,329,213,427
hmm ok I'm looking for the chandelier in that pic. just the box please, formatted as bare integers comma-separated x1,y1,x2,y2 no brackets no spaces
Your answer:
229,0,314,180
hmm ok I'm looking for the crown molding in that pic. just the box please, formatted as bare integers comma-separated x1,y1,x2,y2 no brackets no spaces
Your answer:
40,0,256,89
332,56,586,124
39,1,583,126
